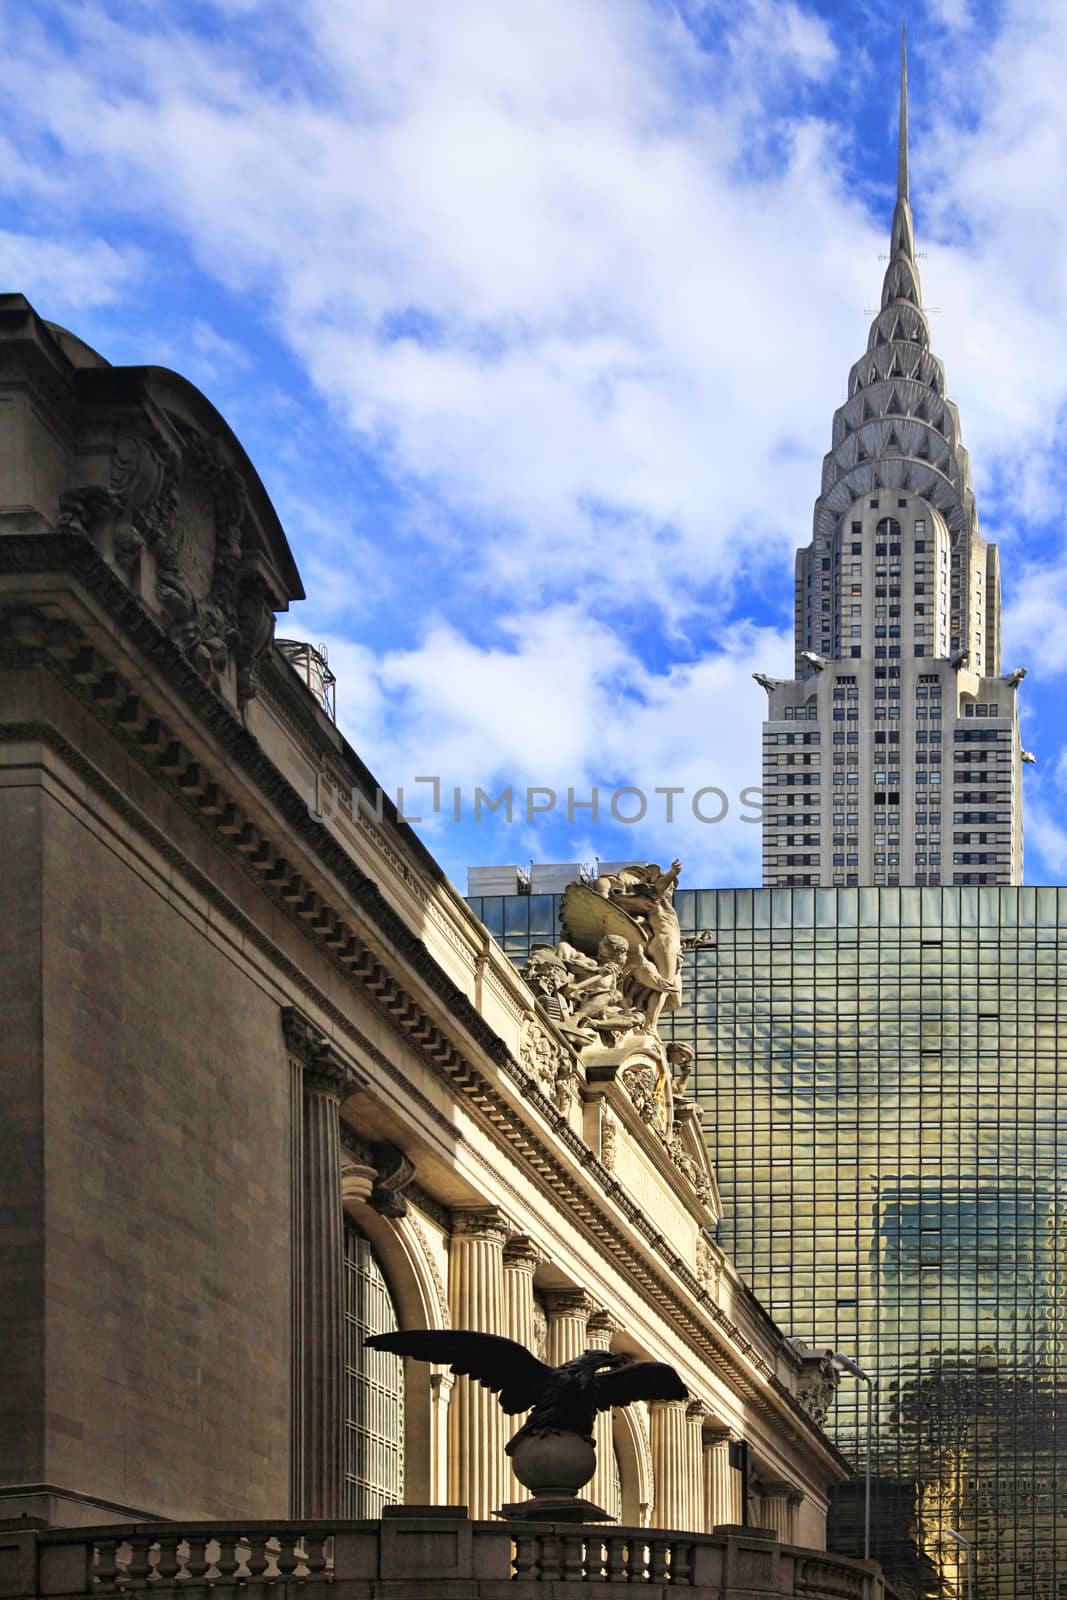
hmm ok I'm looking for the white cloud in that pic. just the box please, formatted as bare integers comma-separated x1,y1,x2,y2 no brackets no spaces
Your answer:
0,229,141,310
300,602,792,887
3,0,1067,887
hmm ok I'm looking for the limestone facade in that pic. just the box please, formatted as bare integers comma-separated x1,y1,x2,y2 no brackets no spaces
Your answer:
0,294,844,1545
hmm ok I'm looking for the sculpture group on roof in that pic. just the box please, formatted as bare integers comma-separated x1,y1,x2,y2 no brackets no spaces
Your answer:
521,859,684,1049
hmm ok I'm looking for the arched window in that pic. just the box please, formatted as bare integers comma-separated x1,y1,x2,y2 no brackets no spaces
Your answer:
343,1219,404,1515
609,1445,623,1523
875,517,901,540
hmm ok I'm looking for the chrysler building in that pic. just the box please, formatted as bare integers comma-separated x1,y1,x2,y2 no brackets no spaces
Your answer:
757,33,1026,888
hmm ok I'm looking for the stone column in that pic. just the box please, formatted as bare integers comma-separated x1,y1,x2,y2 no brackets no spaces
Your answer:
543,1288,595,1367
428,1371,454,1505
502,1238,542,1501
448,1209,510,1517
586,1310,622,1514
685,1401,710,1532
703,1427,737,1530
758,1482,796,1541
503,1237,541,1351
649,1399,689,1530
299,1053,353,1517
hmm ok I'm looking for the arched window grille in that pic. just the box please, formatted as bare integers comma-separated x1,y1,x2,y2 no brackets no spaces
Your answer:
875,516,902,539
343,1220,404,1516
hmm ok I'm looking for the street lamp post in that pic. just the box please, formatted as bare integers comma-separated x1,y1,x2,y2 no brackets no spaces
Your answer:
832,1351,874,1562
946,1528,974,1600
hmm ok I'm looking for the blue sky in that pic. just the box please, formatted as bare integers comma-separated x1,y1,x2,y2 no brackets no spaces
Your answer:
3,0,1066,891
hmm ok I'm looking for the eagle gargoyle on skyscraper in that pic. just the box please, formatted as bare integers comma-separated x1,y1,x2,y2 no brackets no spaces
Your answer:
365,1329,688,1449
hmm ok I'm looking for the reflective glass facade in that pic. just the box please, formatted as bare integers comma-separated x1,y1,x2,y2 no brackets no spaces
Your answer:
468,884,1067,1600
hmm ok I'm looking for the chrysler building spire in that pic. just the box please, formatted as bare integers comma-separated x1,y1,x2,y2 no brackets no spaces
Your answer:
754,29,1026,891
897,21,909,205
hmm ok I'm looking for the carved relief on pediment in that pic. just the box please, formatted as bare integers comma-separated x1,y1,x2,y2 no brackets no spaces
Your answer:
64,417,275,703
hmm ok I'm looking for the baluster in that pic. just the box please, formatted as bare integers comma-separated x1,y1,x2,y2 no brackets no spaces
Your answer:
511,1534,539,1580
184,1538,211,1584
276,1535,300,1582
649,1537,670,1583
214,1538,239,1586
303,1535,330,1580
126,1538,154,1589
626,1539,648,1582
561,1535,585,1582
538,1533,562,1582
95,1540,122,1590
154,1538,181,1585
244,1538,269,1583
605,1537,628,1582
583,1538,607,1580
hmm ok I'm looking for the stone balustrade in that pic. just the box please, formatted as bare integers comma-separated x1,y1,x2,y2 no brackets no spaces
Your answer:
0,1514,901,1600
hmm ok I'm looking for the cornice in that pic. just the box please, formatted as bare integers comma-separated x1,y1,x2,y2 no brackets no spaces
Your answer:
0,571,847,1472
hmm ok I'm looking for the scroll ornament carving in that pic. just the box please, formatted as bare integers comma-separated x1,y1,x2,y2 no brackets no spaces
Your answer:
695,1236,721,1294
791,1344,840,1426
519,1015,581,1112
668,1134,712,1206
368,1140,417,1219
600,1110,617,1171
105,424,254,695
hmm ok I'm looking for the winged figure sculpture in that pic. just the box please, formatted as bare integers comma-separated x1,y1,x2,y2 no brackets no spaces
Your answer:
365,1328,687,1450
562,862,684,1031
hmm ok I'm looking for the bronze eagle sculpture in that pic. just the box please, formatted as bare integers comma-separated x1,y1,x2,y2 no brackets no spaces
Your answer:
365,1329,688,1449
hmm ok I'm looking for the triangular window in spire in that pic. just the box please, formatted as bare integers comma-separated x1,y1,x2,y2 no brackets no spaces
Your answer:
887,388,903,412
876,326,888,346
886,428,902,454
863,397,876,422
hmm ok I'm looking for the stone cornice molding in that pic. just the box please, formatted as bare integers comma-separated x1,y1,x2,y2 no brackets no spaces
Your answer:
0,573,847,1472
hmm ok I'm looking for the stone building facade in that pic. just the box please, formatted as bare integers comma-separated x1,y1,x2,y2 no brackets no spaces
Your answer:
0,294,846,1548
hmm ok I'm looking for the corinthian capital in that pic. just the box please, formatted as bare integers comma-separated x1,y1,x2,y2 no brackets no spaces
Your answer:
450,1207,511,1246
542,1288,596,1321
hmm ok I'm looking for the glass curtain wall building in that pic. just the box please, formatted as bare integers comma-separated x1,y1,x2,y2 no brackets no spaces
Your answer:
467,882,1067,1600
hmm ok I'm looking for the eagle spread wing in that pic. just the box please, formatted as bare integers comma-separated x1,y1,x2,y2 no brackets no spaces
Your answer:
593,1361,689,1412
561,881,645,961
365,1329,551,1414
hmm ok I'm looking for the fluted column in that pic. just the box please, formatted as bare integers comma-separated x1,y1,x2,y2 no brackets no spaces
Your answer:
586,1310,622,1514
448,1209,510,1517
428,1371,454,1504
649,1398,689,1530
300,1055,351,1516
703,1427,738,1529
685,1401,710,1532
503,1236,541,1350
758,1483,801,1542
543,1288,595,1367
502,1238,542,1502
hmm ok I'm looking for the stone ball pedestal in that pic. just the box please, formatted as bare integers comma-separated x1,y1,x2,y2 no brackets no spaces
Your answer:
498,1430,614,1523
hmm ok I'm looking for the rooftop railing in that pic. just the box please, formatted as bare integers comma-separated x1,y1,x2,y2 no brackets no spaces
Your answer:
1,1514,899,1600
